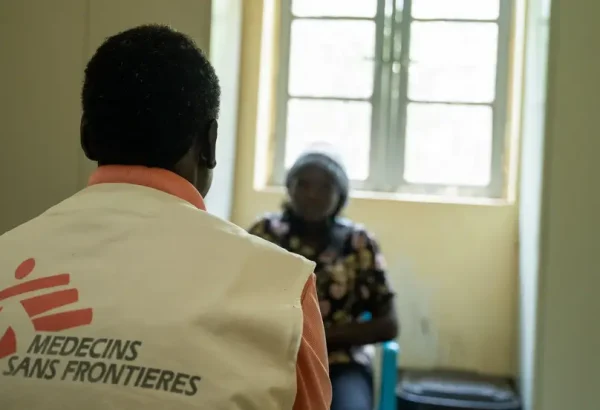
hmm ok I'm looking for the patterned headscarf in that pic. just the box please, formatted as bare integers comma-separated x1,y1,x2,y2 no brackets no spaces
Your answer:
285,145,350,217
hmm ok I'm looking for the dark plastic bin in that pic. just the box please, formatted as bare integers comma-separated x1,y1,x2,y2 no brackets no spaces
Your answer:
397,370,521,410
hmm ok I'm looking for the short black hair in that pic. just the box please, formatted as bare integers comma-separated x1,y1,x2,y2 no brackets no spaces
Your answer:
82,24,220,168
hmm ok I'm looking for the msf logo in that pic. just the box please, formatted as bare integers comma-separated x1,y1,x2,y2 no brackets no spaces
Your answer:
0,258,93,359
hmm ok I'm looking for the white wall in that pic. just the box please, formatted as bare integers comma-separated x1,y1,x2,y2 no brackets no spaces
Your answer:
0,1,88,234
204,0,242,220
520,0,600,408
536,0,600,407
518,0,551,408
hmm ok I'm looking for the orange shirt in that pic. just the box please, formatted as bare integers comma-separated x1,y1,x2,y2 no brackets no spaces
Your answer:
89,166,331,410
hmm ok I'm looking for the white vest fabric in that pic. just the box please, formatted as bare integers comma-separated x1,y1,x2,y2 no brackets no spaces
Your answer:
0,183,315,410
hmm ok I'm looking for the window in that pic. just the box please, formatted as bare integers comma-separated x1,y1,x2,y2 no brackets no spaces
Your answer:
271,0,513,198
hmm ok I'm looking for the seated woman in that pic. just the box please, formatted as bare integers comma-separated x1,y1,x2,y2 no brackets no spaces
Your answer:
249,148,399,410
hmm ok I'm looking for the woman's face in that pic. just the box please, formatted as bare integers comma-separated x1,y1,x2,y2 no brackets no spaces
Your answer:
288,165,340,222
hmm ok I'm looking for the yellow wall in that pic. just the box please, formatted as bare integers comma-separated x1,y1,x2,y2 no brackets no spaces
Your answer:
232,0,518,375
0,0,212,234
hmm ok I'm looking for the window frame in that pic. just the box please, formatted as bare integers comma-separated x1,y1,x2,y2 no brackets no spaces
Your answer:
271,0,514,199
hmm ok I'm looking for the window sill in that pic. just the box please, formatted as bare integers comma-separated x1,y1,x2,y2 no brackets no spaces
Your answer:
255,185,515,207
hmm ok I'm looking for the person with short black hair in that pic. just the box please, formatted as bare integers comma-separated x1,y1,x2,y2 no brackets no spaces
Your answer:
81,24,220,190
0,25,330,410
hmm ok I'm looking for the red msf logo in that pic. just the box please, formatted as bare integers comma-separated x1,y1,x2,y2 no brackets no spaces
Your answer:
0,258,93,359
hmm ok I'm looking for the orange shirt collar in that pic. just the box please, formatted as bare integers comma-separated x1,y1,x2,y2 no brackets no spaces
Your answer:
88,165,206,211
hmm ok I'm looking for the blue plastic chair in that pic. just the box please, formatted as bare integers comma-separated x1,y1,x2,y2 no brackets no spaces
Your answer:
378,340,399,410
360,312,399,410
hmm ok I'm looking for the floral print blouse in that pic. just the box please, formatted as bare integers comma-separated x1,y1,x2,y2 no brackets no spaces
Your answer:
248,212,394,367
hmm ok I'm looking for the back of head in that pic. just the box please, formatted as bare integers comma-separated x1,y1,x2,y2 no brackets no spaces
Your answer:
81,25,220,170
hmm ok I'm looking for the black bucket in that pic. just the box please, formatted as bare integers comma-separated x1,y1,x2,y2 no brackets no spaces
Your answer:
397,370,521,410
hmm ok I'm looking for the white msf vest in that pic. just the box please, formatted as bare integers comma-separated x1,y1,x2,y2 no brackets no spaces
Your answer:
0,183,315,410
